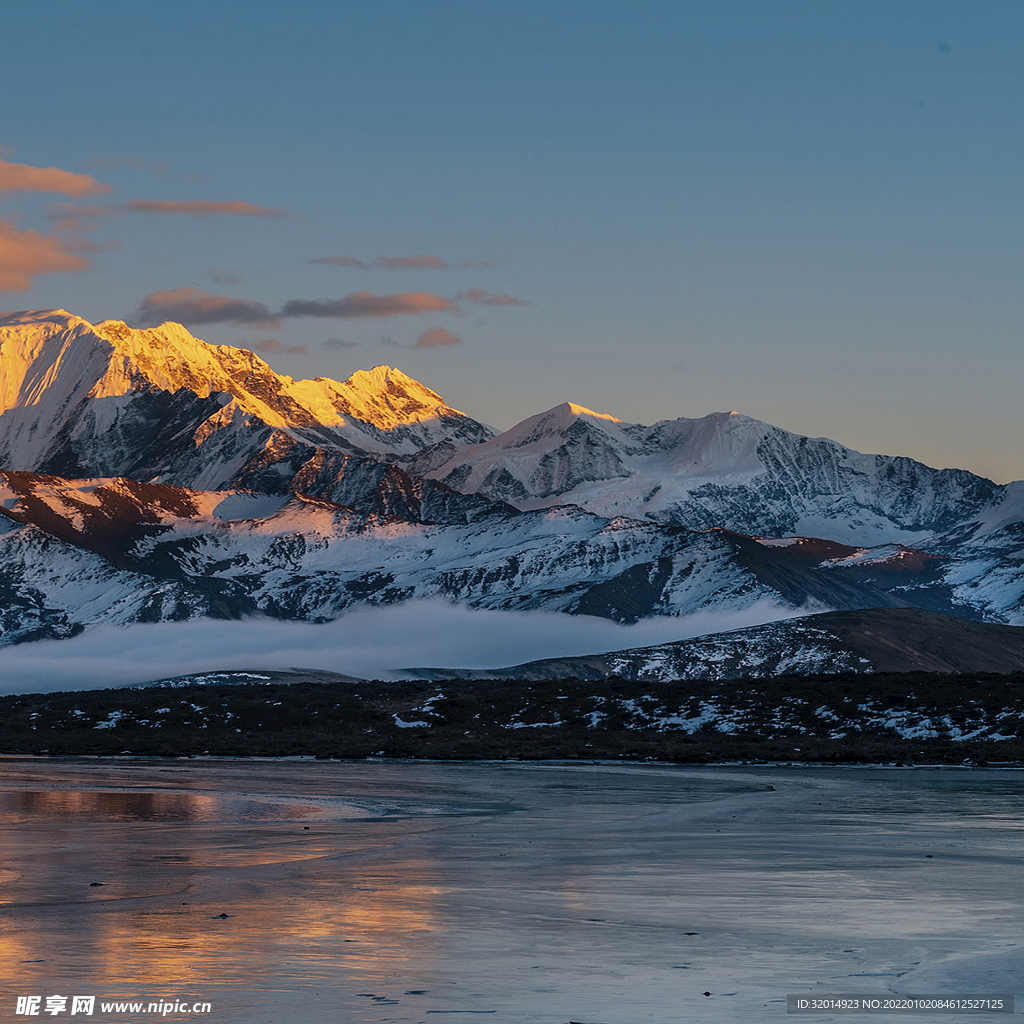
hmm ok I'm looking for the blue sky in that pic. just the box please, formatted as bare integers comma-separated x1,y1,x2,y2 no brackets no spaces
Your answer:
2,0,1022,481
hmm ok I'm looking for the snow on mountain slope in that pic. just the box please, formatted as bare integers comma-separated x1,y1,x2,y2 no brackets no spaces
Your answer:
0,470,814,644
0,514,234,645
931,479,1024,552
4,466,1004,649
415,608,1024,681
0,310,494,487
430,403,767,504
426,402,1000,546
416,615,870,681
901,481,1024,625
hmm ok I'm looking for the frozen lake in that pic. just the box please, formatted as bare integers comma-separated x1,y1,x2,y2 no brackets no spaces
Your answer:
0,758,1020,1022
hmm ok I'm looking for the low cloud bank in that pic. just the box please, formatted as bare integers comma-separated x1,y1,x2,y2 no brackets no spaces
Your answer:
0,599,811,696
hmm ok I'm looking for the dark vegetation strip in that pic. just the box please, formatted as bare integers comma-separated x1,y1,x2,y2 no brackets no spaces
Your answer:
0,671,1022,764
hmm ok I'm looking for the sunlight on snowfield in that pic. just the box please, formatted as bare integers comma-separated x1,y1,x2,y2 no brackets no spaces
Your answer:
0,598,811,695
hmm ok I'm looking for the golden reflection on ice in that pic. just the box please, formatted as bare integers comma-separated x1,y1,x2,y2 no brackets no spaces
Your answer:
2,814,444,988
0,789,220,822
26,876,442,987
0,788,320,823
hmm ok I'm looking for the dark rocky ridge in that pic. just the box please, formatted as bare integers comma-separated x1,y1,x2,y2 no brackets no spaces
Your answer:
3,668,1023,763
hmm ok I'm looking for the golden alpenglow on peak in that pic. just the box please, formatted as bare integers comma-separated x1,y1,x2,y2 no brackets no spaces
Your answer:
85,319,453,432
89,318,293,425
564,402,623,423
322,364,471,428
0,310,496,479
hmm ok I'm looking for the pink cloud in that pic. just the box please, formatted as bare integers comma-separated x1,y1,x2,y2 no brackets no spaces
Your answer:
0,219,91,292
457,288,530,306
136,288,278,327
415,327,462,349
124,200,292,218
49,199,294,230
280,291,459,319
0,158,108,198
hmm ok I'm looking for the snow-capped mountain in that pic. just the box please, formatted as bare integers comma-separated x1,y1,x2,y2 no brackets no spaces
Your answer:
424,401,999,546
0,470,791,640
0,309,494,489
0,308,1022,657
1,467,1010,648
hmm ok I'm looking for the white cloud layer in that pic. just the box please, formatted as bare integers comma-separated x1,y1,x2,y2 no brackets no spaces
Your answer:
0,599,805,695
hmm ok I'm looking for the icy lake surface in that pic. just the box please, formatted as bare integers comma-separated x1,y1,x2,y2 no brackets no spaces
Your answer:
0,759,1020,1022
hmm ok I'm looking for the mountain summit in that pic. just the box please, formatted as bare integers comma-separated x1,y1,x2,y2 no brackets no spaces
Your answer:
0,310,494,488
425,401,998,546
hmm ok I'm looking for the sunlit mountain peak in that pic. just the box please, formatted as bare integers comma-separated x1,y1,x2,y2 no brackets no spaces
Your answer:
564,401,622,423
0,310,495,479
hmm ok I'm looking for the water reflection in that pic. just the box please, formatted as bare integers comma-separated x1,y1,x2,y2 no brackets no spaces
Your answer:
0,787,327,823
0,761,1020,1024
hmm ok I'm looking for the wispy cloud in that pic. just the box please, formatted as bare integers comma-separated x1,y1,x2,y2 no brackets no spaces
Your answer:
310,254,495,270
205,268,242,286
250,338,307,355
457,288,530,306
280,291,459,319
376,254,448,269
0,155,294,293
85,157,212,185
311,254,450,270
323,338,362,349
310,256,367,268
134,283,527,329
87,156,171,175
50,199,295,230
0,157,108,198
136,288,278,327
415,327,462,348
125,200,292,218
379,327,463,350
0,219,91,292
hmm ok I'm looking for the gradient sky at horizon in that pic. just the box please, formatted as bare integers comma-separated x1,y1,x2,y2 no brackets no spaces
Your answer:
2,0,1021,481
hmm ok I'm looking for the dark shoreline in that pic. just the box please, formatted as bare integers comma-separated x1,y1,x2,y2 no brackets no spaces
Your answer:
1,670,1023,765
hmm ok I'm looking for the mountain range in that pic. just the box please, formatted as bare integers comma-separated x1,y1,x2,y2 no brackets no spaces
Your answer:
1,309,1022,674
